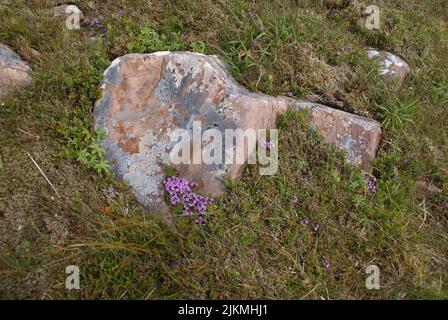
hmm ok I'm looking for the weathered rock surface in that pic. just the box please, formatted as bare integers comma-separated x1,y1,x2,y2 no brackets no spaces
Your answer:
367,49,410,85
94,52,381,209
293,101,382,170
0,44,32,98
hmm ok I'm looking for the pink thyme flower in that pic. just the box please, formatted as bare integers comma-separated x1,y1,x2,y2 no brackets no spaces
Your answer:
260,139,275,150
323,257,330,269
365,174,377,193
163,176,212,222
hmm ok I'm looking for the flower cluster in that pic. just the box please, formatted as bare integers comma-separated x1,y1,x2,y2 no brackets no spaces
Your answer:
163,176,212,224
365,174,378,193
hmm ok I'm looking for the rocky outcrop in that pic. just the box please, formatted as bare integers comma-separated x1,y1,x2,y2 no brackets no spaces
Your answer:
0,44,32,98
94,52,381,209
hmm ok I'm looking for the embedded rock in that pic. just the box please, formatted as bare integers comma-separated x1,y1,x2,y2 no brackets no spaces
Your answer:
293,101,382,171
94,52,382,209
0,44,32,98
367,49,410,85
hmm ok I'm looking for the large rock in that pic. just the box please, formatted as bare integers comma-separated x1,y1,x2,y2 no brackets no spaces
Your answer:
94,52,381,208
367,49,410,85
0,44,32,98
94,52,288,208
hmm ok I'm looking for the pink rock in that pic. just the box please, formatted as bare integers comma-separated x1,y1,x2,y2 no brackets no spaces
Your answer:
0,44,32,98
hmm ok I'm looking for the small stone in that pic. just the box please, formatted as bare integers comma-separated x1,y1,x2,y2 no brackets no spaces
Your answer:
54,4,84,19
367,48,411,85
0,44,33,98
414,180,442,200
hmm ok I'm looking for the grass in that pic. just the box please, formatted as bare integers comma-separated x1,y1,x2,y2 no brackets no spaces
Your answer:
0,0,447,299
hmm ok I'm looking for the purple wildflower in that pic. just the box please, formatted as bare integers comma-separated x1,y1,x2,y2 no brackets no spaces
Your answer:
323,257,330,269
291,195,299,204
260,139,275,150
91,18,101,26
365,174,377,193
300,218,309,226
312,223,320,233
83,17,102,28
163,176,212,223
